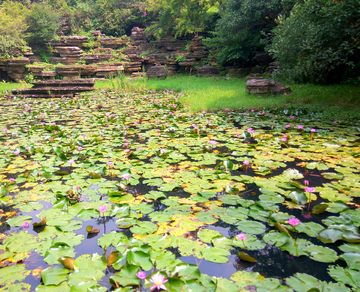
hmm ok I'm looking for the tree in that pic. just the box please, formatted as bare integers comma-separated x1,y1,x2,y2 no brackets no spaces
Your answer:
26,3,62,47
269,0,360,84
204,0,296,67
0,0,29,57
146,0,219,39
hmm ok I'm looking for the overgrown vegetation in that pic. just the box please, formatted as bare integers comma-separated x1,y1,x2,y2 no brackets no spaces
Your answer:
269,0,360,84
0,0,359,85
96,75,360,117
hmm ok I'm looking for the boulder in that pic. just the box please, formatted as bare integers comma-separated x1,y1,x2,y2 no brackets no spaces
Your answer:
245,77,291,95
196,65,219,77
147,64,167,79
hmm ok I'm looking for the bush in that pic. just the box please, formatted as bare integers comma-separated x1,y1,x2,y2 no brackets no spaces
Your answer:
204,0,296,67
269,0,360,84
0,1,29,57
26,3,62,47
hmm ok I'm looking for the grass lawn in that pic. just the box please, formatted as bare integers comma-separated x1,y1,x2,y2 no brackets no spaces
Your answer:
96,75,360,118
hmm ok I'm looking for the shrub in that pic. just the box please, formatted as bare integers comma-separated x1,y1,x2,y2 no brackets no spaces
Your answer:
269,0,360,84
26,3,62,47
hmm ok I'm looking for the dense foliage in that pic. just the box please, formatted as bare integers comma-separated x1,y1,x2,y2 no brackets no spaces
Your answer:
0,0,28,56
0,0,359,84
26,3,62,47
269,0,360,84
204,0,296,67
145,0,219,39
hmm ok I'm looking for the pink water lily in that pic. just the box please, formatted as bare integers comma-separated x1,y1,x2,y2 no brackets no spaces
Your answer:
209,140,216,145
288,218,300,226
98,206,107,213
243,161,250,165
237,233,247,240
136,270,147,279
247,128,255,134
305,187,315,193
150,273,168,291
121,173,131,180
22,222,29,228
107,161,113,166
67,159,75,165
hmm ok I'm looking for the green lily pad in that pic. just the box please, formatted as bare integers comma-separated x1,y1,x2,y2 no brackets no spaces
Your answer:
236,220,266,234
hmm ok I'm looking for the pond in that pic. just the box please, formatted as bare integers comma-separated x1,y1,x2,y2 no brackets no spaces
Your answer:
0,88,360,291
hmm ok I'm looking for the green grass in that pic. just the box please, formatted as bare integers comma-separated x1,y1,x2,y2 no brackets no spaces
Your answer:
0,81,29,95
96,75,360,117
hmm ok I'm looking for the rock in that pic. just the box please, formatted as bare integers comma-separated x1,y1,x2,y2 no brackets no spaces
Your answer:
123,62,142,74
272,82,292,95
100,37,128,49
0,58,30,82
147,64,167,79
96,63,124,77
84,54,114,64
12,79,96,98
131,27,147,41
245,77,291,95
55,65,97,79
91,30,101,39
128,54,144,62
196,65,219,77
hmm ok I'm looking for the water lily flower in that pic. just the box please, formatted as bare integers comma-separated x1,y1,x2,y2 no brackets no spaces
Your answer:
150,273,168,291
13,150,20,155
121,173,131,180
9,178,15,182
77,147,83,151
281,137,287,142
3,128,8,132
288,218,300,226
247,128,255,134
310,128,316,133
98,206,107,213
22,222,29,228
286,124,291,128
304,180,309,186
67,159,75,165
107,161,113,166
297,125,303,129
243,161,250,165
136,270,147,279
290,116,294,119
304,187,315,193
160,149,167,154
237,233,247,240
